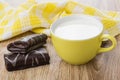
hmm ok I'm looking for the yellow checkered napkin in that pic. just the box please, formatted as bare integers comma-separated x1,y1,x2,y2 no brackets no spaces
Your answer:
0,0,120,41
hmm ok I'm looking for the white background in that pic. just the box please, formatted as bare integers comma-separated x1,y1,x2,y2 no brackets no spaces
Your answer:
2,0,120,11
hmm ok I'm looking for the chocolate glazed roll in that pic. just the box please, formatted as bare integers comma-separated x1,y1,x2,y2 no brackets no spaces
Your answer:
7,34,48,54
4,47,50,71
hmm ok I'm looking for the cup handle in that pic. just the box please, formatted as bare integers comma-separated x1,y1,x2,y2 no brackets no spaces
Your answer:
98,34,117,53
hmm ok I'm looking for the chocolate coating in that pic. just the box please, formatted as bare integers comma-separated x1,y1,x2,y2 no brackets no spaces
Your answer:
7,34,48,54
4,47,50,71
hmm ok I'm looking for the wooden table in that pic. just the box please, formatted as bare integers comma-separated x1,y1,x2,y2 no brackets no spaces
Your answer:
0,0,120,80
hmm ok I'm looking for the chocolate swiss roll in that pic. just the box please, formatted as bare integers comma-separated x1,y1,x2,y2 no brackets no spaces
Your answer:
4,47,50,71
7,34,48,54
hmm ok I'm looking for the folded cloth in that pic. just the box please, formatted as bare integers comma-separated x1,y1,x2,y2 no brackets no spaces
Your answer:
7,34,47,54
0,0,120,41
4,47,50,71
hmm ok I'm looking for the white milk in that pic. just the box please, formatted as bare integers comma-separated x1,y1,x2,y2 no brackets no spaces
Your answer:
54,23,101,40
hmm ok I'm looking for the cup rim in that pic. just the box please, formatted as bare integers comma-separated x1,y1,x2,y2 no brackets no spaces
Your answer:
50,14,104,41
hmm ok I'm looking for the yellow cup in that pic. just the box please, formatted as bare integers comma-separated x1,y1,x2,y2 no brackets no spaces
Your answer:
50,15,117,65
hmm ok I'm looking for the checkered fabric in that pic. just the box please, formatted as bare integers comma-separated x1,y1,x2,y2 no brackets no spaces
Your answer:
0,0,120,41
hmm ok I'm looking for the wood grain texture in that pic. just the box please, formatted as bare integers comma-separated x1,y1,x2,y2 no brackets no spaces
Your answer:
0,0,120,80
